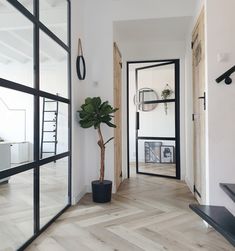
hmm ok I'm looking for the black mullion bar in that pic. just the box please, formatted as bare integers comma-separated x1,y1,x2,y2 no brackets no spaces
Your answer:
39,22,69,52
138,136,176,141
0,78,38,95
143,99,176,104
127,59,179,64
136,61,174,71
135,68,139,174
0,162,36,180
33,0,40,234
136,130,139,174
7,0,36,23
137,172,178,179
127,63,130,179
175,60,181,179
40,98,45,159
39,152,70,166
38,91,70,104
0,151,70,180
67,0,72,206
0,78,70,104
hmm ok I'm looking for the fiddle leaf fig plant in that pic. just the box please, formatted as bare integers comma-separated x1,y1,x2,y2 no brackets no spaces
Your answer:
77,97,118,182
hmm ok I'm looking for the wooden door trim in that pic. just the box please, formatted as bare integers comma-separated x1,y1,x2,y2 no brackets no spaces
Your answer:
113,42,122,191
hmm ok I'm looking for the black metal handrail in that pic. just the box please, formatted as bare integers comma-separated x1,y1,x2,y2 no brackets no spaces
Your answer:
216,65,235,85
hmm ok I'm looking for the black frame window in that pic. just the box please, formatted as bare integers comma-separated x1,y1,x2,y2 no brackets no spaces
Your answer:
0,0,71,250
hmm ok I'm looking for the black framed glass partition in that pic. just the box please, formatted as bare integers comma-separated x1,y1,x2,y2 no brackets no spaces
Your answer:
127,60,180,179
0,0,71,250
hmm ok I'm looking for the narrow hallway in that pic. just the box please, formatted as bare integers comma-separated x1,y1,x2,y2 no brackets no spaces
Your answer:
26,176,233,251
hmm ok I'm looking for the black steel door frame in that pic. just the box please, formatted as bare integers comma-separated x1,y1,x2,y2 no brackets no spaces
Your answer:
0,1,72,250
127,59,180,179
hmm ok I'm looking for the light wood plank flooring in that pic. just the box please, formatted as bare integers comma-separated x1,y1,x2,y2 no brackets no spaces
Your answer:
0,160,68,251
130,162,176,177
26,175,234,251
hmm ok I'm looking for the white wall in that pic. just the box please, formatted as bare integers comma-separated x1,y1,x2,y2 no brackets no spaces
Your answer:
206,0,235,214
70,0,87,203
81,0,115,193
112,0,196,21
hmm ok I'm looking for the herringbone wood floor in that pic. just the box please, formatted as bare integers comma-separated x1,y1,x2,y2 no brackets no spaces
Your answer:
26,175,234,251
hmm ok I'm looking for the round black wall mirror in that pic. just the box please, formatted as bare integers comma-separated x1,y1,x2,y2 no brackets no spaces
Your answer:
76,38,86,80
76,55,86,80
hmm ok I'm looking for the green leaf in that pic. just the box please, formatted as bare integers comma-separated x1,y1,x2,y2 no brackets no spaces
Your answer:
85,97,92,104
105,121,117,128
84,103,94,113
92,97,102,109
79,111,87,119
80,120,94,128
101,115,112,123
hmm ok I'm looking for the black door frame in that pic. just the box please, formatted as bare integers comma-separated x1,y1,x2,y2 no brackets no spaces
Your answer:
0,1,71,250
126,59,180,180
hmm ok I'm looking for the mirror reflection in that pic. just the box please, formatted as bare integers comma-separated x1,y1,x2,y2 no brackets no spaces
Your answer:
135,87,158,112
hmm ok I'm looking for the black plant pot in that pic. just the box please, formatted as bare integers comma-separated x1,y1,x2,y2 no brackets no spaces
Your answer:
92,180,112,203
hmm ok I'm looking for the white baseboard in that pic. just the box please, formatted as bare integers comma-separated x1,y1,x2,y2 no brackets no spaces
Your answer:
185,176,194,194
72,187,87,205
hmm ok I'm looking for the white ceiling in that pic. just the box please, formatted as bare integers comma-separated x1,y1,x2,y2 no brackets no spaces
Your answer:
114,16,192,44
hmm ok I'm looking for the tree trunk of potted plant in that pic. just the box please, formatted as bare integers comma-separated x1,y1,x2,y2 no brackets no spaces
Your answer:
92,126,112,203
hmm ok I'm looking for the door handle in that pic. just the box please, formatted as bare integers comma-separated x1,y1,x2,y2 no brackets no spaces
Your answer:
192,113,200,121
136,112,139,130
198,92,206,110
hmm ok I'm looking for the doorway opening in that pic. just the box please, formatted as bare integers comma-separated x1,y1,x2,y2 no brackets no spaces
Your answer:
127,60,180,179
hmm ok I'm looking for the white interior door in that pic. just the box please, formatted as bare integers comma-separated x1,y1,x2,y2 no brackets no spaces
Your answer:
192,9,205,203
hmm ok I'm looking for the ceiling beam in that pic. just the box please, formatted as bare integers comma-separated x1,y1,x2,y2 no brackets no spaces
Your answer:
0,39,31,63
0,8,66,31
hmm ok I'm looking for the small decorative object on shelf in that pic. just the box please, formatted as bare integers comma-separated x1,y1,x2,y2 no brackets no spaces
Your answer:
161,84,173,115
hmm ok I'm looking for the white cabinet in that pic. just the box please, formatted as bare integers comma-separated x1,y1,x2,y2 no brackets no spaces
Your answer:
0,143,11,183
10,142,29,164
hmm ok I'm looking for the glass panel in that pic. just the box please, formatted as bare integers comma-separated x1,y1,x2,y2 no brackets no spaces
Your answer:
0,87,34,171
138,102,175,137
0,0,34,87
17,0,33,13
0,170,34,250
40,98,68,159
40,157,68,227
138,140,176,177
137,63,175,100
40,0,68,44
40,31,68,98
